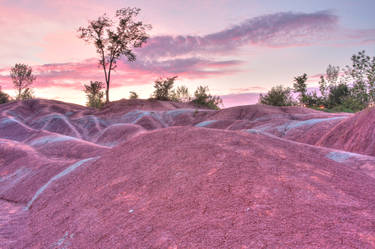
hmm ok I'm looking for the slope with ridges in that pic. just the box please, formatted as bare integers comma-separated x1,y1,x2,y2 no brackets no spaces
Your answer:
1,99,374,248
317,107,375,156
26,127,375,249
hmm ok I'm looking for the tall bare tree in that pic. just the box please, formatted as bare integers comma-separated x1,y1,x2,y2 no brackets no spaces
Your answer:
78,7,151,103
10,63,36,100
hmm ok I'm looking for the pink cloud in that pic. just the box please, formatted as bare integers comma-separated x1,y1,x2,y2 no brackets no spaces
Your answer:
135,10,339,60
0,56,241,92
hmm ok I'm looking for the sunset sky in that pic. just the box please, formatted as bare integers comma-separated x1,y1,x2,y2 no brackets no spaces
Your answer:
0,0,374,107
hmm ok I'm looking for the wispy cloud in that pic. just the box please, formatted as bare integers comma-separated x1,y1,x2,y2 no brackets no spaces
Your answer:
136,10,339,60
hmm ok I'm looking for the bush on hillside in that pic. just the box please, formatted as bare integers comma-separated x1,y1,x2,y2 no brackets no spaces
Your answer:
170,85,191,103
152,76,177,101
191,86,222,110
10,63,36,100
84,81,104,108
129,91,139,99
259,85,295,106
0,89,10,104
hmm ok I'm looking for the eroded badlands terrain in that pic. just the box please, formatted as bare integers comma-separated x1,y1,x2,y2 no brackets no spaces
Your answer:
1,99,375,248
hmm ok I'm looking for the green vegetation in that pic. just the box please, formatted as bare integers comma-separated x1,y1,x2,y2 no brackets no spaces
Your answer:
78,7,151,103
191,86,222,110
0,88,10,104
19,88,34,100
84,81,104,108
10,63,36,100
151,76,222,109
259,85,295,106
152,76,178,101
260,51,375,112
129,91,139,99
293,73,308,104
170,85,191,103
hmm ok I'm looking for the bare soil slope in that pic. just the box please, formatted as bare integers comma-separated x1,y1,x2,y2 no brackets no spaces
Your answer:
317,107,375,156
0,99,374,249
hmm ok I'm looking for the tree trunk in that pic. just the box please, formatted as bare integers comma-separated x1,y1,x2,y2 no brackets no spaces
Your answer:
106,82,109,104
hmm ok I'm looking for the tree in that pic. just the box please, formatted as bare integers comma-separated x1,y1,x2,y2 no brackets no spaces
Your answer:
78,7,151,103
327,82,350,108
152,76,177,100
343,50,375,106
19,88,34,100
259,85,295,106
84,81,104,108
170,85,191,102
192,85,223,110
318,76,328,99
303,91,324,107
318,65,340,107
0,86,10,104
10,63,36,100
293,73,308,104
368,56,375,102
129,91,138,99
326,64,340,85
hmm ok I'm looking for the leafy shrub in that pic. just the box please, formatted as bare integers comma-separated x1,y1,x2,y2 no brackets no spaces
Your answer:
259,85,295,106
129,91,138,99
84,81,104,108
302,92,325,107
293,73,308,104
20,88,34,100
170,85,191,103
191,86,222,110
152,76,177,100
0,89,10,104
10,63,36,100
327,83,350,108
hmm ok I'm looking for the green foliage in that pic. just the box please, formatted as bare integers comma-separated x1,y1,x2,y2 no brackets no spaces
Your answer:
319,76,328,98
0,88,10,104
293,73,308,104
84,81,104,108
19,88,34,100
170,85,191,102
192,86,222,110
326,83,350,107
340,95,366,112
287,51,375,113
259,85,295,106
10,63,36,100
344,50,375,105
78,7,151,103
129,91,139,99
303,91,325,107
326,65,340,85
152,76,177,100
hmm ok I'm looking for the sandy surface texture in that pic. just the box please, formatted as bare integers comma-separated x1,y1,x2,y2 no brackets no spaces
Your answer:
0,99,374,248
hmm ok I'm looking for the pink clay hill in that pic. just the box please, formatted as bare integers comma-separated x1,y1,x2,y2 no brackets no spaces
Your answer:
1,98,375,248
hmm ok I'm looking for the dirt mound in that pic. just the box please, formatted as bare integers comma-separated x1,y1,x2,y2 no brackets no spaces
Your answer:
96,99,201,116
25,127,375,248
209,104,319,121
95,124,145,146
1,99,375,248
317,107,375,156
